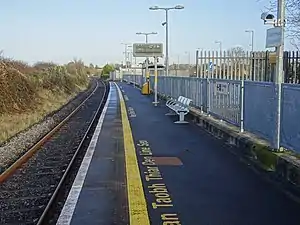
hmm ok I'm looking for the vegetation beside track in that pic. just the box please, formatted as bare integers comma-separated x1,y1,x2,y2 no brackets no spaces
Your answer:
0,57,100,143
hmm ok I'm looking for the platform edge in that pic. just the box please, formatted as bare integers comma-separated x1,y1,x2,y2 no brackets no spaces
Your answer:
55,82,112,225
115,82,150,225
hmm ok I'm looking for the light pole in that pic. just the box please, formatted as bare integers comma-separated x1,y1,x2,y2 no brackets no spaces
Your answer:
275,0,285,85
245,30,255,80
245,30,254,52
185,51,191,76
149,5,184,76
215,40,222,52
275,0,285,150
185,51,191,65
127,46,133,71
259,1,285,150
121,43,132,69
273,0,285,150
136,32,158,44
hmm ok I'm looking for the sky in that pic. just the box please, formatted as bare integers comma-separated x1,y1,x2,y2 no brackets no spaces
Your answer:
0,0,294,66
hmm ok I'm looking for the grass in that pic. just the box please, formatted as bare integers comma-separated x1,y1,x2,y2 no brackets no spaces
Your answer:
0,56,99,144
0,90,76,143
251,144,279,171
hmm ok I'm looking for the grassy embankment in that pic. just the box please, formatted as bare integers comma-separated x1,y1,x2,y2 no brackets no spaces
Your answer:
0,57,99,144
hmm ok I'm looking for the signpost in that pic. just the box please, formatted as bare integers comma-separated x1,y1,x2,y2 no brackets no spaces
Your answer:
133,43,163,106
153,57,159,106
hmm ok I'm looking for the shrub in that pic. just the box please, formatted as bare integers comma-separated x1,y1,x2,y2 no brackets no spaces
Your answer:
0,57,89,115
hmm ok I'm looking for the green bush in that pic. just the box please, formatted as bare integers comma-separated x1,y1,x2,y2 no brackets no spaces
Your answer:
252,145,278,171
0,57,93,115
101,64,114,76
101,74,110,80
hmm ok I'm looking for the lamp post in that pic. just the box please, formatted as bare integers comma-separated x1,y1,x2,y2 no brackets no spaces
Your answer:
215,40,222,52
245,30,255,80
149,5,184,76
274,0,285,150
127,45,133,71
185,51,191,65
245,30,254,52
185,51,191,76
136,32,158,44
121,43,132,69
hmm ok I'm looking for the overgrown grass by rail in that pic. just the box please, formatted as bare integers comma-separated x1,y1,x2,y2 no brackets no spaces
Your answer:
0,57,93,143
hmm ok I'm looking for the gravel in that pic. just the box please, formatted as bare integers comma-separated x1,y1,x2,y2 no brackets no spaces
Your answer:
0,80,107,225
0,79,97,172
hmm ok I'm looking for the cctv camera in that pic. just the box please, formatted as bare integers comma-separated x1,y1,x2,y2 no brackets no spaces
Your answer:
162,22,167,26
261,12,275,23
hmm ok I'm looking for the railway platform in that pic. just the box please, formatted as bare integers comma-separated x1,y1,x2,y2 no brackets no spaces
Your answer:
57,81,300,225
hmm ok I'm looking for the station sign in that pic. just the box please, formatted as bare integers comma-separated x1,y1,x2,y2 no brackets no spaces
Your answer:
133,43,163,57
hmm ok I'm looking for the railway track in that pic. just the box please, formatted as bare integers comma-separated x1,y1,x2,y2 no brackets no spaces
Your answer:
0,79,109,225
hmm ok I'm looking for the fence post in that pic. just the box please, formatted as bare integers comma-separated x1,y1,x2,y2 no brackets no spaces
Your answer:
196,78,200,111
164,76,167,97
196,50,199,78
200,79,203,113
141,75,143,87
240,80,244,132
206,78,210,114
275,83,282,150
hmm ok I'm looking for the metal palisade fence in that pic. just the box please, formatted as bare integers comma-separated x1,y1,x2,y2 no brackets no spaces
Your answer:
196,50,271,81
122,73,300,155
196,50,299,82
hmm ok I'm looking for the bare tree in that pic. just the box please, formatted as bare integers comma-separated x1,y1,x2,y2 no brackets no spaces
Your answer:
285,0,300,49
227,46,247,65
228,46,246,57
266,0,300,49
226,46,248,77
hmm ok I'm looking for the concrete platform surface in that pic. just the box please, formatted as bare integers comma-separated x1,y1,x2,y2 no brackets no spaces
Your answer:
57,82,300,225
119,82,300,225
56,83,128,225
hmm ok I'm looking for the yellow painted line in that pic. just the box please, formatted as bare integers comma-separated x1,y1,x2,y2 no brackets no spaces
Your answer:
115,83,150,225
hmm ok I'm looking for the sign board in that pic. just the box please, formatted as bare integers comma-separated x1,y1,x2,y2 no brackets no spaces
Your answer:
214,81,229,95
266,27,282,48
133,43,163,57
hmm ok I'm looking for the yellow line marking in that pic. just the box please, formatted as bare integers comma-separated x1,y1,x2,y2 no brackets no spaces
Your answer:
115,83,150,225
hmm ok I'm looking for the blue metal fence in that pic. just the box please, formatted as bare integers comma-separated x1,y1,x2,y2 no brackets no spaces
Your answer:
208,79,242,126
280,84,300,152
243,82,278,147
122,74,300,154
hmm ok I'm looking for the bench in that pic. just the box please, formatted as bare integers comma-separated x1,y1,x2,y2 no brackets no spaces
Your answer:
165,96,192,124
